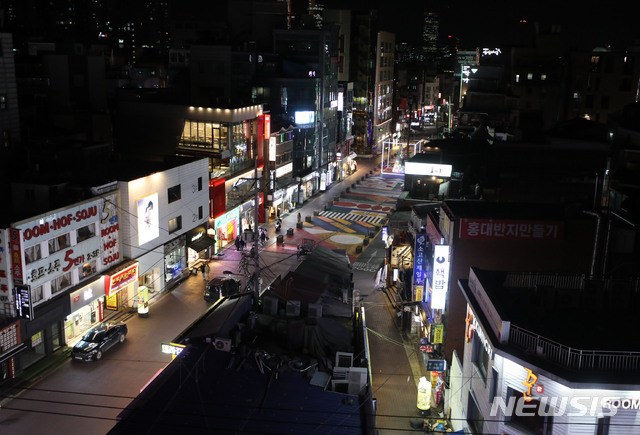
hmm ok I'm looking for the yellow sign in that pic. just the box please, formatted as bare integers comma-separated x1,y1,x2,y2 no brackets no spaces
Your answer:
415,285,424,302
522,368,538,402
32,331,43,347
433,325,444,344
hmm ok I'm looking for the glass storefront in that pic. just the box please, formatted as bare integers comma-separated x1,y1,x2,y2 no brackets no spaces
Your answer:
164,239,186,287
65,296,105,345
213,208,240,254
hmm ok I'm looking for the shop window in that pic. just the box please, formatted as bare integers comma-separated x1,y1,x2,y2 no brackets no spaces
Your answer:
32,285,43,303
472,334,489,382
596,416,610,435
48,233,71,254
168,185,181,203
51,271,72,294
467,392,484,434
81,260,96,278
25,244,42,265
76,223,96,243
505,387,553,434
169,216,182,233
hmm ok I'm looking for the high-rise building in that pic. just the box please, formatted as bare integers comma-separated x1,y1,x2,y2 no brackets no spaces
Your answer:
422,12,439,58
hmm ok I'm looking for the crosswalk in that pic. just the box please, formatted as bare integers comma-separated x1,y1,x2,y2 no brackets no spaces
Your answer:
319,210,387,225
351,261,382,272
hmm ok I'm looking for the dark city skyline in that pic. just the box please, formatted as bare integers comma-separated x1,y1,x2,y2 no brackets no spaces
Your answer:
321,0,638,50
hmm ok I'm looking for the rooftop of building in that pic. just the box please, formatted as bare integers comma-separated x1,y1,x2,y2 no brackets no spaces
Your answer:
460,267,640,385
110,248,373,434
441,199,573,221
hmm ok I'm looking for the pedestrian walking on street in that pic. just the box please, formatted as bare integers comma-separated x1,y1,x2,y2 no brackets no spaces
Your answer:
204,262,210,280
200,263,206,280
297,212,302,224
235,235,241,251
240,238,246,251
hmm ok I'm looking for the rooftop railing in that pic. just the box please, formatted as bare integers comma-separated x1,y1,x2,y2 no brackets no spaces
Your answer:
509,324,640,372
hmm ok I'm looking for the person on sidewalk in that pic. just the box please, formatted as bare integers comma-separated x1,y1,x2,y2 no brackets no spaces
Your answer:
297,212,302,223
204,262,210,280
235,235,241,251
200,263,206,280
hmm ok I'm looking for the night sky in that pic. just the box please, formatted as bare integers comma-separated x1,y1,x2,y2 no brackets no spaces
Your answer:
320,0,639,50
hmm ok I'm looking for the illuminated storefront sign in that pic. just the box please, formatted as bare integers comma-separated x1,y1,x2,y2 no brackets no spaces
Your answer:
412,234,427,302
162,342,185,360
431,245,449,310
522,368,538,402
433,324,444,344
269,137,276,162
482,47,502,56
459,218,564,240
426,359,447,372
275,162,293,178
472,315,493,360
106,263,138,297
405,162,453,177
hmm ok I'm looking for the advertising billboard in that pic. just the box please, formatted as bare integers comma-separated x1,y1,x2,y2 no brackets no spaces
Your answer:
294,111,314,125
137,193,159,246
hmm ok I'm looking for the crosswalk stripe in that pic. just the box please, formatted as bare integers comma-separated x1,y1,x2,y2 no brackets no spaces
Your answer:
319,210,386,225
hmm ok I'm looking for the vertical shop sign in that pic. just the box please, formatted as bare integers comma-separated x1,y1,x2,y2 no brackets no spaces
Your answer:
9,228,23,285
433,324,444,344
431,245,450,310
412,234,427,301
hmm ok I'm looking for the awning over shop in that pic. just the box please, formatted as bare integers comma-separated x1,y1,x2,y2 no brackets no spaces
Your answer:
188,235,215,253
0,342,28,365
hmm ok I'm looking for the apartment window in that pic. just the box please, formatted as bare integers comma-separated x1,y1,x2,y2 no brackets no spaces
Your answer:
168,216,182,233
467,392,484,434
25,244,42,265
198,206,203,220
51,271,72,294
515,74,520,83
76,223,96,243
0,95,6,110
601,96,610,110
596,416,610,435
32,285,43,304
541,74,547,81
472,334,489,382
168,185,181,203
197,176,203,191
48,233,71,254
505,387,553,435
527,73,533,80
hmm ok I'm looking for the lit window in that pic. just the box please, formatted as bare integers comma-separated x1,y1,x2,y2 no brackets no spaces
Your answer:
169,216,182,233
541,74,547,80
527,73,533,80
515,74,520,83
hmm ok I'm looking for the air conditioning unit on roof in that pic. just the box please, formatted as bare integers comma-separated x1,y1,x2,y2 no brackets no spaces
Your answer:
214,337,232,352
